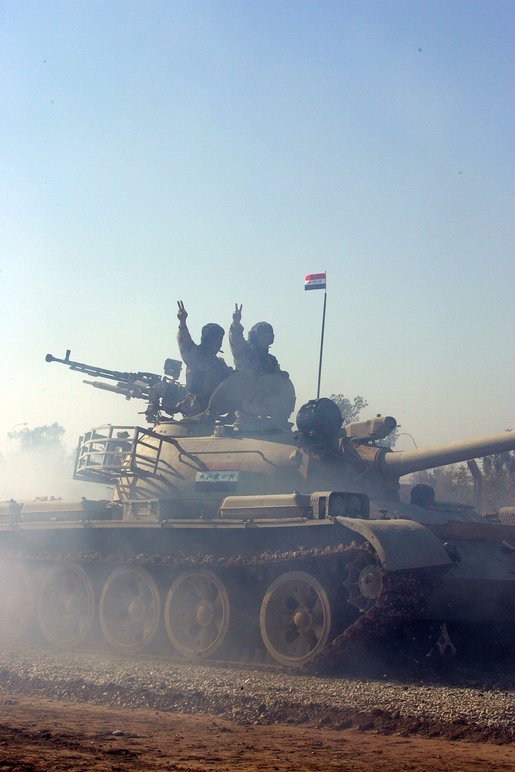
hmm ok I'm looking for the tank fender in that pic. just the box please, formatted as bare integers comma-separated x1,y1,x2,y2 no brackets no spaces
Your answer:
335,517,452,572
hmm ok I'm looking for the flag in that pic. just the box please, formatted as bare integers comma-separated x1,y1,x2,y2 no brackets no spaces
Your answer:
304,272,326,291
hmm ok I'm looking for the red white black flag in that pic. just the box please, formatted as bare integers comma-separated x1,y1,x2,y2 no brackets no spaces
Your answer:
304,272,326,290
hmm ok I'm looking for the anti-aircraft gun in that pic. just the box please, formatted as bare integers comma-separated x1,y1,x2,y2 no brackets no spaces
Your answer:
0,366,513,670
45,350,187,423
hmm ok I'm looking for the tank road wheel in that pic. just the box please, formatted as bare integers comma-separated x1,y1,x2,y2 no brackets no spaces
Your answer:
164,571,230,659
99,566,160,654
342,552,383,612
0,561,34,643
259,571,332,668
36,564,95,648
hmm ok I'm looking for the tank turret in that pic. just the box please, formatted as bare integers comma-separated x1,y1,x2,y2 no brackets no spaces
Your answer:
69,389,514,517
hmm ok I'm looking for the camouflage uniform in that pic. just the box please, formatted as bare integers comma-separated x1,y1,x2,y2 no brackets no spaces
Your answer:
229,321,280,375
177,326,232,414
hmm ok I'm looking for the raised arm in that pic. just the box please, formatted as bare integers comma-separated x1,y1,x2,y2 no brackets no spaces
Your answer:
232,303,242,325
176,300,199,367
229,302,248,363
177,300,188,330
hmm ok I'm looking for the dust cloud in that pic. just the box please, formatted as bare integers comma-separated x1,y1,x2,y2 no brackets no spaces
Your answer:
0,446,110,503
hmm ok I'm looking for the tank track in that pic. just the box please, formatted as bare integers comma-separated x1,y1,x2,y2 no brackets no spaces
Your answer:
0,541,367,567
308,568,432,672
0,543,438,670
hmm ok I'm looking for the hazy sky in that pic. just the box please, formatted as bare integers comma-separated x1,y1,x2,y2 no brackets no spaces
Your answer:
1,0,513,458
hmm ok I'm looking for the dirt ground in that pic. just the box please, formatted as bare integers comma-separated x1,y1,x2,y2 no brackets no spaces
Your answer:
0,691,513,772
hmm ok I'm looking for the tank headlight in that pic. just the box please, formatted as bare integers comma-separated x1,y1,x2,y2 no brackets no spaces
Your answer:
328,493,347,516
310,491,370,519
329,492,369,518
346,494,367,517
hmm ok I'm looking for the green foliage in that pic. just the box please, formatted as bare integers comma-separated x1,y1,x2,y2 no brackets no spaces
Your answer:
481,450,515,512
7,423,66,452
329,394,368,424
376,428,399,449
329,393,398,447
410,450,514,512
411,464,475,506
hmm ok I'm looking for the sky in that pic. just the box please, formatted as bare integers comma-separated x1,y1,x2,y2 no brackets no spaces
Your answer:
0,0,513,464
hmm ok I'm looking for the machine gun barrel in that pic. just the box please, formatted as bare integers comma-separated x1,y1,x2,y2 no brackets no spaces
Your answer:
380,431,515,476
46,350,185,418
83,380,148,399
45,350,162,386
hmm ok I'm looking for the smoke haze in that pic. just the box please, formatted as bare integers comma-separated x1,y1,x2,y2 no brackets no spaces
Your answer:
0,446,110,502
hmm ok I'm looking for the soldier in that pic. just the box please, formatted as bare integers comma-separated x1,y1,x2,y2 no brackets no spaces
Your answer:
177,301,232,415
227,304,294,429
229,304,284,375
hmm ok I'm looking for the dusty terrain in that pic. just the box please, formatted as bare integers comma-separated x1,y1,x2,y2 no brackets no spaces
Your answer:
0,646,513,771
0,691,514,772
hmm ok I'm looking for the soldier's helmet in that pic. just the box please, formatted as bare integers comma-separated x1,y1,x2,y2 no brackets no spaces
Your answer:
248,322,274,348
200,323,225,346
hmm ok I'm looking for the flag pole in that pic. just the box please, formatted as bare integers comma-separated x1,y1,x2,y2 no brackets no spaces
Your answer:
316,277,327,399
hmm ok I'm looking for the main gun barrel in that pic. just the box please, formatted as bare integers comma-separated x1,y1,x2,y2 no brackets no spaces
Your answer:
380,432,515,476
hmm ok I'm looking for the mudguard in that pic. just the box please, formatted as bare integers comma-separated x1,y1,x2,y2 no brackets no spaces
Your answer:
336,517,452,572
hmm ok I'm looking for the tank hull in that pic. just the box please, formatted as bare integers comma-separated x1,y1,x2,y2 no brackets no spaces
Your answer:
1,509,513,667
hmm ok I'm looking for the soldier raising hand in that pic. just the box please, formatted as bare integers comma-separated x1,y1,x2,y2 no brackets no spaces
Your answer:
233,303,242,325
229,303,283,376
176,300,232,415
177,300,188,326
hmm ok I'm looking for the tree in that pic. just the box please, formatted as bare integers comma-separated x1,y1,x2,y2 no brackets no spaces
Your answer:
375,428,399,449
409,450,514,512
481,450,515,512
7,423,65,452
330,394,368,424
410,464,475,506
330,393,398,447
1,422,74,500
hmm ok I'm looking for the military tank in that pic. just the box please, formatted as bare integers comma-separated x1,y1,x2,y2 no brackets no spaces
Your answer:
0,352,513,669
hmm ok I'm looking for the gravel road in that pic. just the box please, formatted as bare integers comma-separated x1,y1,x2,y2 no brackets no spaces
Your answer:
0,647,513,743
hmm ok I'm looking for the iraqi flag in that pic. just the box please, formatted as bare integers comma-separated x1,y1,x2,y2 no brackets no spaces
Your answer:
304,272,326,291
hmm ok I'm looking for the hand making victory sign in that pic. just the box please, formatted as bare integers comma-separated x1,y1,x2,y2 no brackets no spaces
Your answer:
177,300,188,327
233,303,242,324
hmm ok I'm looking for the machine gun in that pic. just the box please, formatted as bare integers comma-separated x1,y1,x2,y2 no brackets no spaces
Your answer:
45,350,187,423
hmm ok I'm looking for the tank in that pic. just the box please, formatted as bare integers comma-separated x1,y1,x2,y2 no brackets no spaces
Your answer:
0,358,513,670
